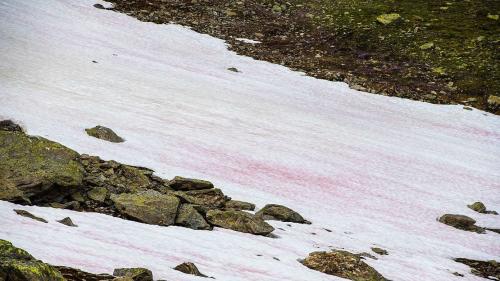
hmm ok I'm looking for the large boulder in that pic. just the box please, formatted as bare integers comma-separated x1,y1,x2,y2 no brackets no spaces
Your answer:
300,250,387,281
113,268,153,281
175,188,228,208
206,210,274,235
168,176,214,191
438,214,485,233
111,191,180,225
0,130,83,204
175,204,211,230
85,125,124,143
0,240,65,281
255,204,310,224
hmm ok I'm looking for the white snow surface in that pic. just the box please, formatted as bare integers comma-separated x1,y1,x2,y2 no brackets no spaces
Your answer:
0,0,499,280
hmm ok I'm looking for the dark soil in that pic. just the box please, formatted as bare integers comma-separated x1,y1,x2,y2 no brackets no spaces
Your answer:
105,0,500,114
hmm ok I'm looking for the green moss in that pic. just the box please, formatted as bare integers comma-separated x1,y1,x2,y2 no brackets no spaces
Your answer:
0,240,65,281
0,131,84,202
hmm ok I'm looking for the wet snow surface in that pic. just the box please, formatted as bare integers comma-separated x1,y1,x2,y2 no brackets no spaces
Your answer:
0,0,499,280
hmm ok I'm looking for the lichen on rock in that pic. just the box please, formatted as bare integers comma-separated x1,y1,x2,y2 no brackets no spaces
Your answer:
85,125,125,143
300,250,387,281
111,190,180,225
0,130,83,204
206,209,274,235
0,239,65,281
255,204,310,224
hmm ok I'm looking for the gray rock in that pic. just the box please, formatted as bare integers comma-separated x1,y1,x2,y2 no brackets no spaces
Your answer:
175,204,211,230
87,187,108,202
174,188,228,208
113,268,153,281
0,120,23,132
168,176,214,191
255,204,310,224
57,217,77,227
438,214,485,233
111,191,180,226
301,250,387,280
224,200,255,211
85,125,124,143
173,262,207,277
206,210,274,235
14,209,48,223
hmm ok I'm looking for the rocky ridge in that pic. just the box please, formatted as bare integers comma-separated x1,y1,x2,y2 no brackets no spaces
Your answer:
0,121,310,236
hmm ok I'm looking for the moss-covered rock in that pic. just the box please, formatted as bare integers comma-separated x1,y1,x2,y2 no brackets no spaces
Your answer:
0,240,65,281
113,267,153,281
174,188,228,208
224,200,255,211
111,190,180,225
87,186,108,202
0,130,83,204
85,125,124,143
206,210,274,235
168,176,214,191
300,250,387,281
376,13,400,25
255,204,310,224
175,204,211,230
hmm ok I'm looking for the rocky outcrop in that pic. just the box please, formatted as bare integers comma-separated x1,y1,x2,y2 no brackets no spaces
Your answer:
224,200,255,211
0,129,83,204
85,125,125,143
175,204,211,230
454,258,499,280
438,214,485,233
1,123,274,235
0,239,65,281
468,201,498,215
168,176,214,191
206,210,274,235
173,262,208,277
300,250,387,281
256,204,310,224
113,268,153,281
14,209,48,223
111,191,180,226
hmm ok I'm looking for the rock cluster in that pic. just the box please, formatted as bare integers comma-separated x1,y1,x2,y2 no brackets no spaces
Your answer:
454,258,500,280
1,238,162,281
0,125,310,236
300,250,387,281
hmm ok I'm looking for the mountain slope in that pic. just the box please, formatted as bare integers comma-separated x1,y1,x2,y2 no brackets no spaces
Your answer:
0,0,499,280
